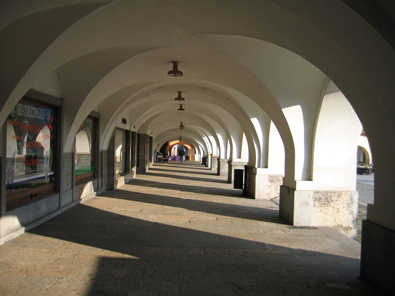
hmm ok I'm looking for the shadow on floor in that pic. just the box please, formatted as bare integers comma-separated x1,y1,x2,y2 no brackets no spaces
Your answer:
149,167,218,176
27,204,382,296
123,178,242,197
103,188,282,224
154,162,209,170
144,171,227,184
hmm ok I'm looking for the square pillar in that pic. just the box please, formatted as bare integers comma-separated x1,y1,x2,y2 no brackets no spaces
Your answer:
279,185,358,238
217,159,229,177
361,220,395,294
245,167,283,200
104,148,115,191
131,132,137,178
137,134,150,174
211,155,218,171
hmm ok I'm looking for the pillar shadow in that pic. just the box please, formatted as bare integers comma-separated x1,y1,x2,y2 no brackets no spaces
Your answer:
154,162,209,171
27,204,382,295
124,178,243,198
105,189,282,224
149,167,218,176
144,171,226,183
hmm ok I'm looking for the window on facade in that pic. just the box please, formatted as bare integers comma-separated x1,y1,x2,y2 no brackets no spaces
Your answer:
6,99,56,210
75,116,96,184
115,129,126,176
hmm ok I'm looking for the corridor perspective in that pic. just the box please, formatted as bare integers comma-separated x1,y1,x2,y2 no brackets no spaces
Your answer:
0,162,382,295
1,1,394,294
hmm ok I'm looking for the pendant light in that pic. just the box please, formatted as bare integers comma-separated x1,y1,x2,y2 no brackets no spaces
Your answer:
168,61,183,77
174,91,185,101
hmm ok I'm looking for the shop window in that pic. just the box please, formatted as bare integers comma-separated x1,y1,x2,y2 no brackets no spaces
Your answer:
75,116,97,184
6,99,56,210
115,129,126,176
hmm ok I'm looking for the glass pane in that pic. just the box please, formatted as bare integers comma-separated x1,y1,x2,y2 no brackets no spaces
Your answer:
6,101,56,195
115,129,126,176
75,118,95,176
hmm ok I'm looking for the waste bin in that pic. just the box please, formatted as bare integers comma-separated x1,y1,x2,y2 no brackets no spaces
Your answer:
234,169,244,189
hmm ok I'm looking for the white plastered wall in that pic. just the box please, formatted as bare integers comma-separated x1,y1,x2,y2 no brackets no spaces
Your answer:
310,83,361,191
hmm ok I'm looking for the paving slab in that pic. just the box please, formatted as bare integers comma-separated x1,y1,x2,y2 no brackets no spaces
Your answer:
0,162,386,295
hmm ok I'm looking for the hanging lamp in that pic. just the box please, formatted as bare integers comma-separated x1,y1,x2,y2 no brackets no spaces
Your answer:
168,61,183,77
178,104,185,111
179,122,184,129
174,91,185,101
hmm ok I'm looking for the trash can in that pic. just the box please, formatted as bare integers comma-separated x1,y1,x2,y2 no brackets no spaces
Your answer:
234,169,244,189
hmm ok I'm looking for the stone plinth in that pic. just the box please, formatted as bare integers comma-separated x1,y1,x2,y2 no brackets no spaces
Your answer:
246,167,283,200
361,220,395,295
217,159,229,177
211,155,218,171
279,185,358,238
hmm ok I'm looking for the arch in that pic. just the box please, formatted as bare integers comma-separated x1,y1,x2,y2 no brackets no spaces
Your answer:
311,85,361,190
165,140,196,161
99,83,260,165
357,146,372,165
1,3,395,292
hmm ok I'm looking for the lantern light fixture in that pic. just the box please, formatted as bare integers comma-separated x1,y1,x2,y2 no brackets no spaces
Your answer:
167,61,183,77
174,91,185,101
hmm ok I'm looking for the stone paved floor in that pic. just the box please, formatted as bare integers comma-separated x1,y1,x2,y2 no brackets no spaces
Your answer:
0,162,385,295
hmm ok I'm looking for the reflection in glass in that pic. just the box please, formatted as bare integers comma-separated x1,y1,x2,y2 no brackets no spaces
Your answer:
115,129,126,176
6,100,56,198
75,117,95,176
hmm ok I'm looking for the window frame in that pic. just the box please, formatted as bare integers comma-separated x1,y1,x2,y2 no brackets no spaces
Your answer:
75,115,98,185
115,128,129,177
5,98,58,211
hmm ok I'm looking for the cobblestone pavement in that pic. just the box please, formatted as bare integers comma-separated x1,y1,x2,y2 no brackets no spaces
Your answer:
0,162,385,295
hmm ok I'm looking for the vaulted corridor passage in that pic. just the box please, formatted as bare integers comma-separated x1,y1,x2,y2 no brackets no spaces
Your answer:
0,163,382,295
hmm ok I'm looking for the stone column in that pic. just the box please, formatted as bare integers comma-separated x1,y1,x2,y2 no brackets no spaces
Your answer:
361,220,395,294
217,158,229,177
104,143,115,191
211,155,218,171
130,132,137,178
59,152,74,206
245,167,283,200
137,134,150,174
279,184,358,238
148,136,153,168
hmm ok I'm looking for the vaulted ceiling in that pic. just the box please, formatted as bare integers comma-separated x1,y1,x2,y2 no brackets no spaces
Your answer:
1,0,394,172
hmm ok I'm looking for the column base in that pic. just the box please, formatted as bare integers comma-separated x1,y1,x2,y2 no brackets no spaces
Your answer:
361,220,395,294
217,159,229,177
279,186,358,238
245,167,283,200
211,155,219,171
